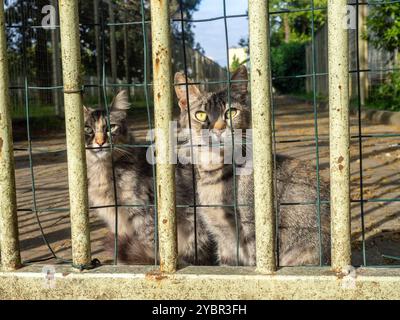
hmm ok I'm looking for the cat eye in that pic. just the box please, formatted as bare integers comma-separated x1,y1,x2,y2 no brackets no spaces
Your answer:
195,111,208,122
84,126,93,135
225,108,238,120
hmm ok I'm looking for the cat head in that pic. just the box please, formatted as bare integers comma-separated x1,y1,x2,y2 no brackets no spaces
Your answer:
84,90,131,160
174,65,249,136
174,66,250,170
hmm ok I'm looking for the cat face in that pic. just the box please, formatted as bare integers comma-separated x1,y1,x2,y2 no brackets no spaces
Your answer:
84,90,131,160
175,65,250,136
174,66,250,170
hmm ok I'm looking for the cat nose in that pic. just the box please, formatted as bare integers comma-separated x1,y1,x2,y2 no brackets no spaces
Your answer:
212,120,226,137
95,132,106,146
213,120,226,130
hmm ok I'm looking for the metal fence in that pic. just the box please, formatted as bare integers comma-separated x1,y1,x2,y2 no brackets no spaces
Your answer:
305,6,398,102
0,0,400,299
6,0,225,118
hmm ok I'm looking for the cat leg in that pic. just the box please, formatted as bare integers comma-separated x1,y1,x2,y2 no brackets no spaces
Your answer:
199,208,242,266
279,246,320,267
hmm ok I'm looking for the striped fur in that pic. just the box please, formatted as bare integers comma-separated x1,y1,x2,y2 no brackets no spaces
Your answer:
175,66,331,266
85,90,216,266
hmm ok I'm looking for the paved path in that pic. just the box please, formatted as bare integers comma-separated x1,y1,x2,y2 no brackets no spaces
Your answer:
13,96,400,266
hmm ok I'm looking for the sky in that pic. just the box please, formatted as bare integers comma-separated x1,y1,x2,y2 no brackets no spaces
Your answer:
191,0,248,67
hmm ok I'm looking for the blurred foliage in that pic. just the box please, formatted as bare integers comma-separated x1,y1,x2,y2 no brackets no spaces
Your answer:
4,0,202,104
364,4,399,112
366,71,400,112
271,41,306,94
169,0,203,53
364,3,400,53
79,0,202,80
238,1,326,95
230,55,241,72
269,0,327,43
239,0,327,48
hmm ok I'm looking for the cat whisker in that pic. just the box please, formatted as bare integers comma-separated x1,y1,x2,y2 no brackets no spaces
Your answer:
113,147,137,161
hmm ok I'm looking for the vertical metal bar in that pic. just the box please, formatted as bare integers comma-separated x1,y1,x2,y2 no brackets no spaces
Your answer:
355,0,367,266
358,4,369,106
108,1,117,85
98,0,120,265
248,0,276,273
140,0,158,266
94,0,103,107
0,0,21,271
150,0,177,273
123,0,130,98
50,0,62,116
328,0,351,271
59,0,91,268
310,0,323,266
178,0,198,264
222,0,240,266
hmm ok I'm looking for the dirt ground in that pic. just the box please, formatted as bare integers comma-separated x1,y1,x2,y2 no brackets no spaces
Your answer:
13,96,400,266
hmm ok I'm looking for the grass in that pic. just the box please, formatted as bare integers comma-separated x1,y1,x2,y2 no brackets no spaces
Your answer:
12,105,57,119
11,97,153,138
12,96,153,119
363,98,400,112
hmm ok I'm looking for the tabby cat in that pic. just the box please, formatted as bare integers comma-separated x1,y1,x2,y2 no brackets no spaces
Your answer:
174,66,331,266
84,90,215,265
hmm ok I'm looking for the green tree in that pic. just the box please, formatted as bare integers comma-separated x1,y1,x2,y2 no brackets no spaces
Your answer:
364,4,400,54
269,0,327,43
271,41,306,93
4,0,203,87
230,54,241,72
169,0,202,50
239,1,327,49
238,1,326,94
5,0,54,103
364,4,400,111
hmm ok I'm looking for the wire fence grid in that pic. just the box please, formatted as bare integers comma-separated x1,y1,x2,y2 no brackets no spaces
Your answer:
2,0,400,269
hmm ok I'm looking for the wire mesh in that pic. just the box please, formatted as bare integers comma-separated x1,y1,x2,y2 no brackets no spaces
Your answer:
4,0,400,268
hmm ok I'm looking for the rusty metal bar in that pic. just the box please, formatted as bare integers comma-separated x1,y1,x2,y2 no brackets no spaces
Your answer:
150,0,177,273
248,0,276,273
0,0,21,271
3,265,400,300
59,0,91,268
328,0,351,271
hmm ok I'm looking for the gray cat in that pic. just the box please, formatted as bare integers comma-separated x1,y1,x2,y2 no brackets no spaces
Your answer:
84,90,215,265
174,66,331,266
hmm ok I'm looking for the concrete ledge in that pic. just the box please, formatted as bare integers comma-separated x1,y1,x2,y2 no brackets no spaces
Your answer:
1,265,400,299
358,109,400,127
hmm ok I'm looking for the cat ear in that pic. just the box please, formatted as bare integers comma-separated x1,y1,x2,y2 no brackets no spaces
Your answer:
174,72,201,111
111,90,131,112
230,65,248,101
83,105,91,118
